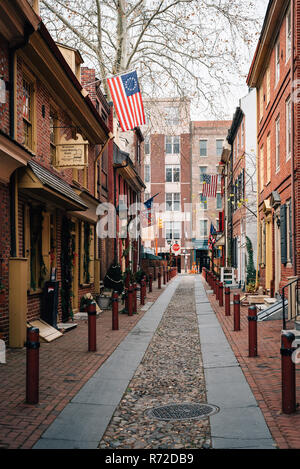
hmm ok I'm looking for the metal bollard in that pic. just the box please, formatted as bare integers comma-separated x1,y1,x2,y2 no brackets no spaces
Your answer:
281,331,296,414
149,273,153,293
225,287,231,316
158,270,161,289
87,302,97,352
216,280,220,300
26,327,40,404
141,278,145,305
233,294,240,328
133,283,138,314
219,282,224,307
248,305,257,357
128,284,133,316
112,291,119,330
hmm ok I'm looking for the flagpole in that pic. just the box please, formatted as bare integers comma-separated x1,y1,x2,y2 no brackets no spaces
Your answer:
106,69,137,80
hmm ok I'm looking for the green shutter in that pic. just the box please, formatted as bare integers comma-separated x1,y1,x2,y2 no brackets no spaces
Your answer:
289,203,293,264
280,204,287,264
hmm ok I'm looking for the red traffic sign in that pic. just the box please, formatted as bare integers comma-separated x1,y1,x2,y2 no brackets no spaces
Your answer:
172,243,180,252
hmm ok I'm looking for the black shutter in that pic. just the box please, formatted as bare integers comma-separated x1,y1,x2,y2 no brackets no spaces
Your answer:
280,204,287,264
289,204,293,264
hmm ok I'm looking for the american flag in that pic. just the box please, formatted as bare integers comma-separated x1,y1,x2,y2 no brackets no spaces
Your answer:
202,174,218,198
107,70,146,131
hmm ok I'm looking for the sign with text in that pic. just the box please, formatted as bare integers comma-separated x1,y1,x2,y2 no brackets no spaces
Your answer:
55,134,88,169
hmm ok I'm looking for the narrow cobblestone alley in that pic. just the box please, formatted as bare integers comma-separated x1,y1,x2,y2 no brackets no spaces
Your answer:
99,276,211,450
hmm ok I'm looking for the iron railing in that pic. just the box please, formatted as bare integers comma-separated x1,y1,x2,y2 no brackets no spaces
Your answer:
282,277,300,330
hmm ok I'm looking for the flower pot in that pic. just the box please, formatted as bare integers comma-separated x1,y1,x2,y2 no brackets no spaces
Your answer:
97,295,111,310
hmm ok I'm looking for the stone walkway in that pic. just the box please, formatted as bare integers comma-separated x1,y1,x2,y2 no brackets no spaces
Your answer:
99,276,211,449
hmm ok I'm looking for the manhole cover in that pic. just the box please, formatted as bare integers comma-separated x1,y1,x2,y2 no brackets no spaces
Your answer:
147,403,219,421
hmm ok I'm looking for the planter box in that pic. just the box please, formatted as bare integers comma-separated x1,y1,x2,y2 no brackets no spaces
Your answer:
97,295,111,310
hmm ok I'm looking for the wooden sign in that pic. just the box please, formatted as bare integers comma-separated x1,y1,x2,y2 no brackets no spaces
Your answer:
55,134,88,169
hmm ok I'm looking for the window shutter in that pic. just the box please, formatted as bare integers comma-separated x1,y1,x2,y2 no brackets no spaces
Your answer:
280,204,287,264
42,211,50,278
289,204,293,264
89,225,95,283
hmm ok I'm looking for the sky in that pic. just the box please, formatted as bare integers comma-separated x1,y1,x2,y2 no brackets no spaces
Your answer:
191,0,269,120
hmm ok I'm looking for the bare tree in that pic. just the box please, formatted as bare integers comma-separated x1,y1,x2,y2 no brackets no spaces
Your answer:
40,0,262,116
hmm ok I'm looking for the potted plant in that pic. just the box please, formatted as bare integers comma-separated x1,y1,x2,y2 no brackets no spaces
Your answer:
0,281,5,305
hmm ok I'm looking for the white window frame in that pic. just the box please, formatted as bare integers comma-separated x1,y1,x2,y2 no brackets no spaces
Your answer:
199,139,208,157
199,165,208,183
266,68,270,106
199,219,208,238
165,135,180,154
260,145,264,193
165,221,181,240
166,193,180,211
216,139,224,157
144,135,150,155
266,133,271,184
199,194,207,211
165,165,180,183
144,164,150,183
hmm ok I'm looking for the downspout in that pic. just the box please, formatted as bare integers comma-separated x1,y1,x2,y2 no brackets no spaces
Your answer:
291,0,297,276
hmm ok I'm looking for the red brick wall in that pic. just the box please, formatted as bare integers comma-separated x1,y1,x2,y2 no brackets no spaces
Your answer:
0,35,9,134
0,184,10,341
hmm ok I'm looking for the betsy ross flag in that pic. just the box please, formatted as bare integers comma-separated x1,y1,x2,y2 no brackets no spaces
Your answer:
140,193,159,227
107,70,146,131
202,174,218,198
208,223,217,250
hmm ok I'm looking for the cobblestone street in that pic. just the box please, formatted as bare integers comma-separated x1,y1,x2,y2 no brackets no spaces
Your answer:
99,276,211,450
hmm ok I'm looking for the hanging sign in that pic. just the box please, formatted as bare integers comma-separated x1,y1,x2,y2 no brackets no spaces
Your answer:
55,134,88,169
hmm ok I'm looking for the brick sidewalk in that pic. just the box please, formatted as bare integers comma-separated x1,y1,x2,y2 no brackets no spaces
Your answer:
0,281,167,449
202,277,300,449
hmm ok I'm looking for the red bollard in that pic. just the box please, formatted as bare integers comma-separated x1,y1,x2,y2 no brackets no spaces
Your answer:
141,278,145,305
149,274,153,293
87,302,97,352
225,287,231,316
26,327,40,404
248,305,257,357
219,282,224,307
216,280,220,300
233,294,240,328
158,271,161,289
112,291,119,330
163,268,166,285
281,331,296,414
133,283,138,314
143,276,147,299
128,284,133,316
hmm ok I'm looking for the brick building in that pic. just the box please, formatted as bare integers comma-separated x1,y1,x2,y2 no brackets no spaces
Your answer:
141,98,191,271
247,0,295,294
0,0,113,344
221,90,257,289
190,120,231,272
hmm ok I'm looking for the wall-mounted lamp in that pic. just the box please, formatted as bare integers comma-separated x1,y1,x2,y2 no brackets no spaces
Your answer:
0,77,6,104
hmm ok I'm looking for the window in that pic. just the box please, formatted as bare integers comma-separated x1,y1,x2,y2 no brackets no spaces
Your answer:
275,116,280,171
199,219,208,237
165,165,180,182
23,77,34,150
259,85,264,122
216,165,221,183
50,108,57,164
286,97,292,160
144,136,150,155
260,146,264,192
281,202,293,265
137,139,141,163
266,133,271,183
199,194,207,210
275,39,280,86
216,139,223,156
144,192,150,203
81,222,95,285
166,193,180,211
200,140,207,156
165,136,180,154
266,68,270,105
165,106,179,126
237,132,240,156
241,122,245,149
165,221,181,240
286,8,292,61
216,193,222,210
199,166,207,182
144,164,150,183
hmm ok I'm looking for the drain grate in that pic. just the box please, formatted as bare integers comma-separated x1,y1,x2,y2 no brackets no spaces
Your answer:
147,403,219,421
